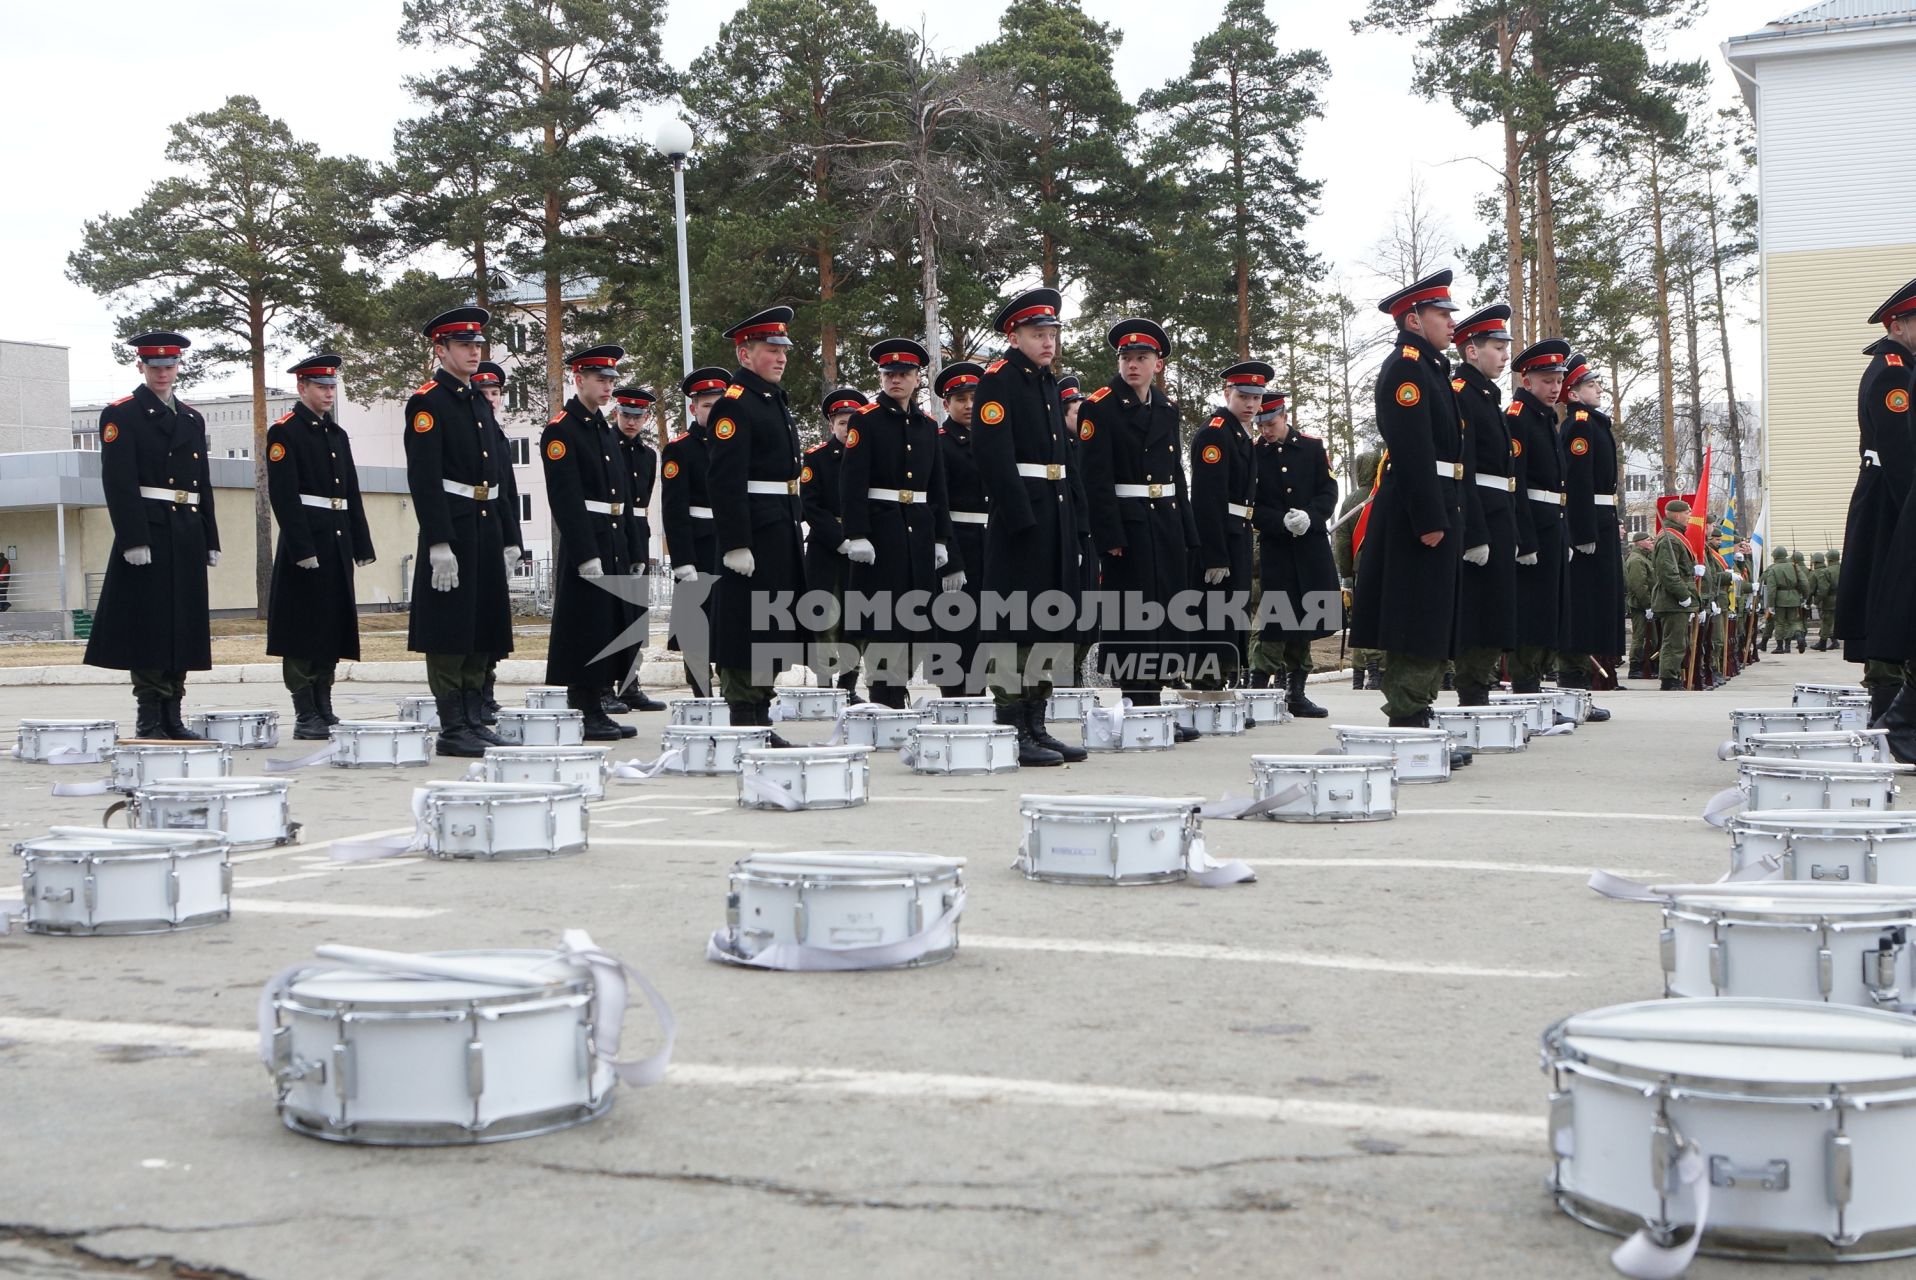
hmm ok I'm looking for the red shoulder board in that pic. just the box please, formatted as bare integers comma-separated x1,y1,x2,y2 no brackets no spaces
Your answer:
856,401,879,414
1450,378,1465,393
416,380,438,395
1574,409,1590,422
107,394,133,408
1889,353,1905,367
547,411,566,425
985,359,1006,374
1087,386,1111,403
722,384,745,399
1401,345,1420,360
1505,402,1522,417
669,432,689,444
1208,416,1224,428
805,441,827,453
273,411,295,426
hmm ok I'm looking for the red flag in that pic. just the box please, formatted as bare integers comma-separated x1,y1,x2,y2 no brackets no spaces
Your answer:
1351,449,1388,560
1684,447,1712,563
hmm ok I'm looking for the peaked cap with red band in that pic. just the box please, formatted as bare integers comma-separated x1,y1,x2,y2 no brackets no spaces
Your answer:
128,331,190,366
991,286,1063,335
681,366,731,398
1452,303,1512,348
1514,338,1571,374
723,305,794,347
870,338,930,370
1378,268,1461,318
1107,317,1170,357
422,306,490,342
935,361,984,399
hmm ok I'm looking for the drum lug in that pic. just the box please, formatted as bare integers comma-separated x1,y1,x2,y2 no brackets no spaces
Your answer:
166,863,181,909
221,860,233,897
794,895,808,945
1818,945,1834,999
1866,930,1906,1005
1828,1128,1854,1214
1811,863,1850,881
1867,850,1880,884
331,1039,354,1106
466,1038,485,1099
83,873,96,914
1546,1089,1574,1158
1710,1155,1789,1192
725,892,740,931
1657,927,1675,983
1708,939,1728,993
909,896,924,936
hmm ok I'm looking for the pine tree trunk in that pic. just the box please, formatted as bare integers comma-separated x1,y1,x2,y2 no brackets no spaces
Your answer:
1499,15,1526,352
1230,69,1250,360
541,56,563,412
1534,136,1562,340
918,161,942,389
250,299,270,620
1647,145,1678,493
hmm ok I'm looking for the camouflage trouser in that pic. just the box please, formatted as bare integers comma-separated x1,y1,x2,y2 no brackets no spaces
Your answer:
1350,647,1383,672
1244,566,1284,677
1628,612,1653,672
1507,646,1552,690
1775,606,1804,642
1656,611,1690,682
1453,646,1502,692
1380,651,1445,719
1818,607,1836,645
1711,613,1726,669
1760,611,1776,645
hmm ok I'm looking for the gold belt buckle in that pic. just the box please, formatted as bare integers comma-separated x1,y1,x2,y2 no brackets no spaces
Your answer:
173,489,190,503
1505,478,1516,492
471,482,491,501
331,497,346,510
898,489,914,504
1147,483,1163,499
611,503,624,515
1558,493,1567,506
1045,464,1062,481
1243,505,1255,520
788,479,801,495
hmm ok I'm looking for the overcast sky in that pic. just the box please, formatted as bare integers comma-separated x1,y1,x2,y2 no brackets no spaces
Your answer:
0,0,1763,406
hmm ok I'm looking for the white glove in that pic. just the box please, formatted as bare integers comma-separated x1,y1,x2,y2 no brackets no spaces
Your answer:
723,548,755,576
942,570,966,592
1644,609,1654,620
836,539,851,555
578,558,603,579
1517,552,1538,566
1575,542,1596,555
504,545,520,574
1710,602,1721,616
1565,544,1574,563
429,542,459,592
207,550,220,567
1203,566,1229,585
1462,544,1489,567
1694,564,1706,578
935,542,949,569
1282,508,1310,536
845,538,876,565
1680,596,1693,608
356,557,375,568
123,545,152,566
296,556,320,570
673,562,697,582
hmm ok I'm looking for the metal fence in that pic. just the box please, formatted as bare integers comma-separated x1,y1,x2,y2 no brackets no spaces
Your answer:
0,569,71,613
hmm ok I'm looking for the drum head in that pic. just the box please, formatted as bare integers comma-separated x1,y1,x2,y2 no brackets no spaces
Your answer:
142,776,284,795
287,950,582,1007
1662,881,1916,916
20,830,224,858
1558,998,1916,1088
745,851,964,877
1735,809,1916,832
1020,793,1203,812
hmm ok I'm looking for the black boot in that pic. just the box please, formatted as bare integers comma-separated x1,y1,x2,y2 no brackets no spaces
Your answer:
1365,662,1382,690
600,691,633,718
622,685,666,712
161,696,205,741
1352,666,1366,691
837,669,867,705
1660,677,1682,691
1387,709,1433,728
134,693,164,739
1796,636,1807,653
1286,670,1328,718
315,674,341,726
1026,699,1087,761
433,692,488,758
291,687,330,741
1871,682,1899,728
737,700,793,749
571,687,625,742
998,701,1062,767
1440,670,1454,691
479,673,501,724
464,689,512,745
1880,687,1916,765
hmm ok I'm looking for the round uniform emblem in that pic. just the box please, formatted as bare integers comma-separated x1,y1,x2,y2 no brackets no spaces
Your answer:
662,460,679,479
978,401,1005,425
845,428,859,448
1395,383,1421,407
102,423,119,444
1201,444,1222,464
268,442,286,462
547,440,566,461
412,411,434,433
1079,421,1094,442
1569,437,1589,456
713,418,736,440
1891,389,1912,413
1511,439,1524,458
800,466,813,484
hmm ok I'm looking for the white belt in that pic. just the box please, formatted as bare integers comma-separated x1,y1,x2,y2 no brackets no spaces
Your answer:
1593,494,1617,507
867,487,930,505
949,510,988,524
1114,482,1176,499
299,494,347,511
1527,488,1566,506
1435,461,1463,480
442,479,496,501
689,505,715,520
582,499,625,515
1226,502,1253,520
139,486,199,506
746,479,800,495
1473,473,1515,492
1865,450,1882,467
1016,462,1068,480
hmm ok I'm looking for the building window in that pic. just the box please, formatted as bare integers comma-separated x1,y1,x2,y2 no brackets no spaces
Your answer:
227,449,237,458
509,436,530,466
520,494,534,522
506,376,531,414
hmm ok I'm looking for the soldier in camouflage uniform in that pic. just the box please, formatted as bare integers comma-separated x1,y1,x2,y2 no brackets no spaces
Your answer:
1812,551,1838,650
1763,546,1802,654
1624,532,1655,676
1334,449,1383,689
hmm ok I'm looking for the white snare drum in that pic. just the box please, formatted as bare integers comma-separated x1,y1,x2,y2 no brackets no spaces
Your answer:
186,708,280,749
1795,681,1867,708
1543,998,1916,1264
1538,686,1591,724
1173,698,1248,736
921,696,997,727
771,687,847,722
840,705,924,749
1731,706,1847,747
127,776,297,851
1738,730,1891,765
1334,725,1451,783
480,746,610,800
1654,882,1916,1006
1728,811,1916,885
659,725,771,775
1017,794,1203,885
737,746,871,810
395,695,439,728
1431,706,1529,752
1835,695,1872,733
14,718,117,763
667,697,730,727
1489,693,1555,733
524,686,572,710
1248,755,1397,822
266,949,609,1144
329,721,434,768
108,740,232,793
717,852,965,968
495,708,585,747
904,725,1018,775
1738,757,1907,813
1082,705,1177,752
14,828,229,935
1045,688,1099,721
420,781,588,860
1236,689,1292,726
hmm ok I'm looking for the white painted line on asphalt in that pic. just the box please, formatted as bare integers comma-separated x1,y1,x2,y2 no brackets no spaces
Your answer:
1237,857,1671,877
963,935,1572,979
592,837,768,849
594,818,673,829
871,796,993,804
234,858,424,888
0,1015,1538,1143
1401,808,1696,822
229,827,416,865
231,899,445,919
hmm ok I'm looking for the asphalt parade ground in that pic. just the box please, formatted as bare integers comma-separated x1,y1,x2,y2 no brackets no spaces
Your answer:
0,653,1862,1279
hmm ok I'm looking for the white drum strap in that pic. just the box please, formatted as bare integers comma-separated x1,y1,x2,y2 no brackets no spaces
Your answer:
10,744,107,765
256,962,323,1068
1201,787,1309,820
329,788,434,862
266,743,339,772
707,889,967,971
1701,785,1745,828
1535,720,1575,737
559,929,678,1088
0,902,24,936
50,777,113,796
609,749,683,781
1586,856,1785,901
1181,833,1256,887
1610,1123,1709,1280
1085,701,1130,743
738,771,803,810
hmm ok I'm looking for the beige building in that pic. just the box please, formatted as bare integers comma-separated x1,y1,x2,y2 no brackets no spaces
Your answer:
71,387,296,459
1725,1,1916,547
0,339,72,455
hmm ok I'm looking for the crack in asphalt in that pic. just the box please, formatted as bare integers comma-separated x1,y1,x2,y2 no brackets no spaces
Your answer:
0,1222,264,1277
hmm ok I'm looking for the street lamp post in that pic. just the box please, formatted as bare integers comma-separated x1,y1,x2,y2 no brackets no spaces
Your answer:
653,117,696,380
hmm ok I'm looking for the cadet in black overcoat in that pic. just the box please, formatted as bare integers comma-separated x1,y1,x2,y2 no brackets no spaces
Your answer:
1848,278,1916,746
1449,306,1518,705
931,363,987,696
706,307,807,742
801,387,861,695
265,353,374,739
83,331,220,740
1190,362,1266,691
1058,375,1100,683
1559,351,1624,709
469,359,524,727
661,367,726,696
1507,338,1571,693
608,385,664,713
1249,389,1338,718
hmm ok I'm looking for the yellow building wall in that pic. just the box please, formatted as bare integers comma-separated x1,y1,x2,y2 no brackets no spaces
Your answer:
1764,242,1916,555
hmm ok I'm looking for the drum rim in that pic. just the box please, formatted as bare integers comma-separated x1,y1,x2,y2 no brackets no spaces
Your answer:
333,721,434,733
1665,900,1916,926
281,949,592,1009
738,745,873,761
483,746,610,759
732,866,952,889
499,708,583,720
18,718,117,728
137,778,289,797
278,1095,612,1146
18,839,227,862
188,709,278,719
25,906,230,935
113,741,229,754
1251,754,1395,768
842,706,925,720
908,724,1015,738
663,725,773,739
1551,1189,1916,1264
1732,809,1916,831
1739,757,1909,778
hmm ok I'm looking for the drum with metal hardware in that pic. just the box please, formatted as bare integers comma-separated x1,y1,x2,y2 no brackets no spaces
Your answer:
840,705,924,749
1543,997,1916,1264
736,746,871,810
1172,697,1248,736
1044,688,1099,721
1538,686,1592,725
524,686,572,710
1737,757,1907,814
1727,811,1916,886
1488,692,1556,733
185,708,280,749
1734,730,1891,766
329,721,434,768
14,827,230,936
1649,882,1916,1008
713,852,966,969
1247,755,1396,822
902,725,1018,776
396,696,439,729
659,725,771,775
666,698,730,727
1836,695,1873,733
479,746,610,801
1015,794,1204,885
919,697,997,727
1794,682,1867,709
1334,725,1451,783
13,718,117,763
1235,689,1292,726
1431,706,1529,753
495,708,585,748
107,741,232,794
418,781,588,860
122,776,298,851
771,687,846,722
1082,705,1177,752
1730,707,1848,748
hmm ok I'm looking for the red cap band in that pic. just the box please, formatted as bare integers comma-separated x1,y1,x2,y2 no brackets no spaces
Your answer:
1520,352,1566,371
734,322,788,340
942,375,979,391
471,372,501,385
1389,285,1452,318
1453,319,1504,343
430,321,484,339
137,345,182,357
878,351,923,366
1887,297,1916,323
826,398,862,414
1003,304,1057,332
616,395,651,407
686,378,727,395
571,355,618,370
1224,373,1268,387
1115,332,1161,351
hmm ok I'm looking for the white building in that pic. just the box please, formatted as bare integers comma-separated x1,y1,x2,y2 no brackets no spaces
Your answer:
72,387,296,457
2,339,71,454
